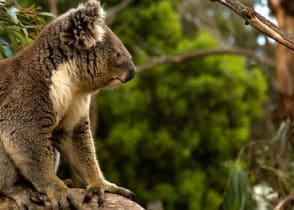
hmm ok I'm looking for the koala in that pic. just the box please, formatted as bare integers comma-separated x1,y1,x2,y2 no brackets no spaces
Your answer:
0,0,135,209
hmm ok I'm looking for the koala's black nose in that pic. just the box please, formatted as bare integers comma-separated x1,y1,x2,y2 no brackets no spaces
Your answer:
124,61,136,82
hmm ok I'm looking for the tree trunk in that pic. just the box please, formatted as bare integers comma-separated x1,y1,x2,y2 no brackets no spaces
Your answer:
268,0,294,120
0,189,145,210
48,0,58,16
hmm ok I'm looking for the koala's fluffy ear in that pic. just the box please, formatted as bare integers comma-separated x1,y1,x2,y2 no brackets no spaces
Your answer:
61,0,106,49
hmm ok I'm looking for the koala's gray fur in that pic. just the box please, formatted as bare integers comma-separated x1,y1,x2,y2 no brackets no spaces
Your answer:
0,1,135,209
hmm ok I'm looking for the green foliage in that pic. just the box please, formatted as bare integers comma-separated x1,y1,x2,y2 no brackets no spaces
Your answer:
112,0,183,59
97,55,266,210
95,1,267,209
221,161,256,210
0,0,48,58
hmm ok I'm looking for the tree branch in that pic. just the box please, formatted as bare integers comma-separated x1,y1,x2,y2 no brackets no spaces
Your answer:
274,193,294,210
137,48,274,73
211,0,294,50
48,0,58,16
0,189,145,210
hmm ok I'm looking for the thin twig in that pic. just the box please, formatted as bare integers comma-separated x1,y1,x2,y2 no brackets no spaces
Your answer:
274,193,294,210
211,0,294,50
137,48,274,73
0,40,10,47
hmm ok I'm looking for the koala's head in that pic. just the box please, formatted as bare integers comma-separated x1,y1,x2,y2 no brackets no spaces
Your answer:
58,0,135,91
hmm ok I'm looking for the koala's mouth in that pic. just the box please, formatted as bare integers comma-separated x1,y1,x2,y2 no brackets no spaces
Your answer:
106,77,125,88
106,70,135,88
110,77,124,83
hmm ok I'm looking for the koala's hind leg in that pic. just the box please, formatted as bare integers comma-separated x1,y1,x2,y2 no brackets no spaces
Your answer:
3,185,42,210
1,129,80,210
0,141,39,210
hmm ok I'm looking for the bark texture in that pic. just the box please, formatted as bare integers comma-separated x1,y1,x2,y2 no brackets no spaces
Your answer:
268,1,294,208
269,0,294,121
0,189,145,210
213,0,294,50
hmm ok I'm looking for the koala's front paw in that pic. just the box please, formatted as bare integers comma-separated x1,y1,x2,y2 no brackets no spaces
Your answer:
84,182,135,206
46,187,80,210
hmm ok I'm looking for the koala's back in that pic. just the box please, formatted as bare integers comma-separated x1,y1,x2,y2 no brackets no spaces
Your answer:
0,45,56,130
0,56,20,104
0,18,64,101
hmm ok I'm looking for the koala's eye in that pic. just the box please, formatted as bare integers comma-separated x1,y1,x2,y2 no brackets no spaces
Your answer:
116,52,121,59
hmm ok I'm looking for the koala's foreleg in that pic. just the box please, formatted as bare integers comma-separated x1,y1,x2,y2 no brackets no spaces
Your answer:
1,130,79,210
56,118,135,205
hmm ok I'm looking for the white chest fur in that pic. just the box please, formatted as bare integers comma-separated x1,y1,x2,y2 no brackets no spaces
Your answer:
49,62,91,130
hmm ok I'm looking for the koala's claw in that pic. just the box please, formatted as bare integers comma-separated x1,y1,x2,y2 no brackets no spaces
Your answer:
83,186,105,206
29,191,49,206
98,193,105,207
15,197,38,210
63,178,74,188
84,182,135,207
128,191,136,201
17,204,34,210
47,187,80,210
29,194,45,205
106,184,136,201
